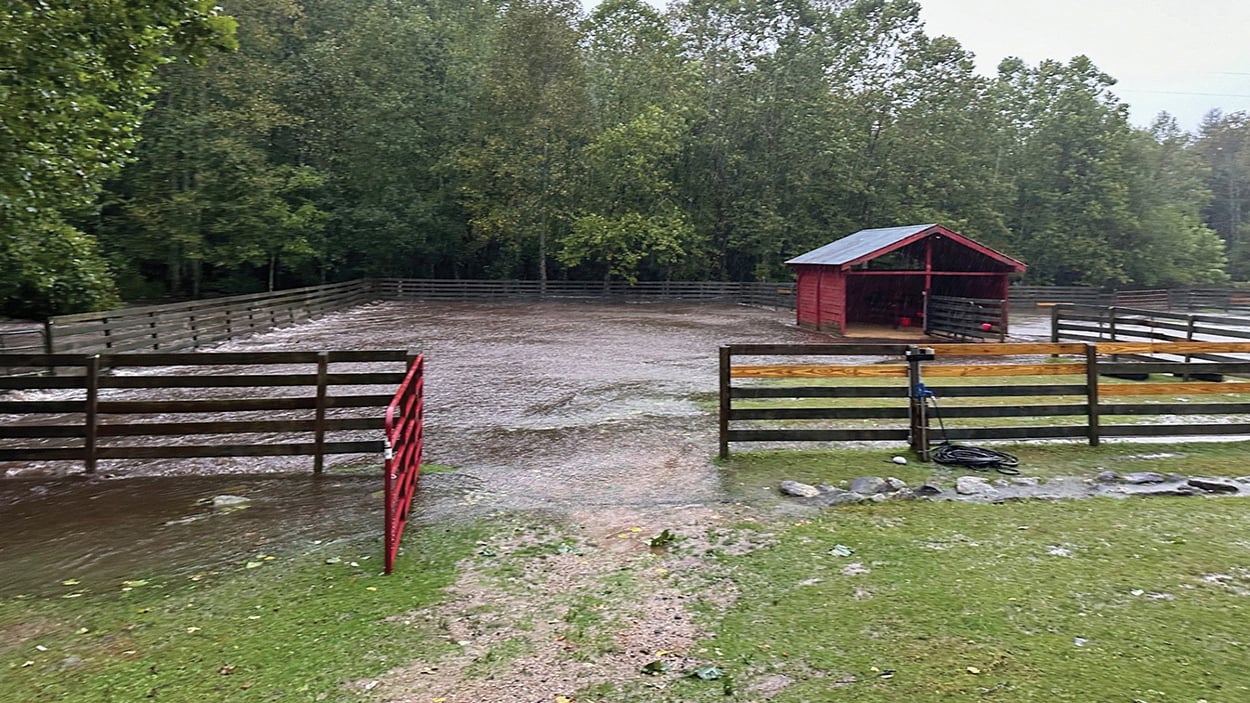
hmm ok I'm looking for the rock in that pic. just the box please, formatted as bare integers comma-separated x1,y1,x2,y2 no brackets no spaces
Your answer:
849,476,889,495
1094,470,1119,483
57,656,84,671
210,495,250,509
1128,485,1201,497
889,488,917,501
1187,478,1240,494
869,493,888,503
992,478,1011,488
1123,472,1168,485
885,477,908,492
780,481,821,498
891,456,908,465
1010,477,1041,486
955,476,994,495
814,488,865,506
916,483,943,497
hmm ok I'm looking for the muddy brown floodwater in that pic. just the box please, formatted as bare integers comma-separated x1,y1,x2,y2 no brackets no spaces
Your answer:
0,301,830,594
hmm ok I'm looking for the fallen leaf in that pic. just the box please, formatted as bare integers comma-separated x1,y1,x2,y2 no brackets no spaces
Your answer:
629,527,642,533
219,665,236,675
966,666,981,675
186,627,201,634
641,660,669,676
244,562,262,569
687,665,723,681
61,579,80,586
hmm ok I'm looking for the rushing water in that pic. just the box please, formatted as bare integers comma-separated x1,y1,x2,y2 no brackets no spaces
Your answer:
0,302,1055,596
0,473,385,596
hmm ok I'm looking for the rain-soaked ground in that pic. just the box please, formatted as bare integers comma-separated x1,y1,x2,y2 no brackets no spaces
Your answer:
4,300,886,594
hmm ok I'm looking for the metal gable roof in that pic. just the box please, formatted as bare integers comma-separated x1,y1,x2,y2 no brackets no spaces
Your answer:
785,224,937,266
785,224,1025,271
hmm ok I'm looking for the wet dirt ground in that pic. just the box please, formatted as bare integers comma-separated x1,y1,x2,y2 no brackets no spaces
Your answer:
0,302,1053,595
0,301,829,594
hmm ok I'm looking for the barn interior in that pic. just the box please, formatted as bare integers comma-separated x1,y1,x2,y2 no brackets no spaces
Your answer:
843,235,1014,329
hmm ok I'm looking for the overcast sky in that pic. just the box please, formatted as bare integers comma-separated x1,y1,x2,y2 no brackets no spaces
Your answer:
582,0,1250,131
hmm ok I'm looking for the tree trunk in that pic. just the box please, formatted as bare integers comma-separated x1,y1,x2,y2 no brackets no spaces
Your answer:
269,253,277,292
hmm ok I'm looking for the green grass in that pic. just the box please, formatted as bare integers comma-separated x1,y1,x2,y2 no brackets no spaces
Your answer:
0,524,486,702
596,497,1250,702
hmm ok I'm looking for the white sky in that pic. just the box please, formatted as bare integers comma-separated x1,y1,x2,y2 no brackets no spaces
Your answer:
583,0,1250,131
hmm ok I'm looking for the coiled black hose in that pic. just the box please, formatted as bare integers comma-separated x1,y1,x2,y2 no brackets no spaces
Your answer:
919,386,1021,475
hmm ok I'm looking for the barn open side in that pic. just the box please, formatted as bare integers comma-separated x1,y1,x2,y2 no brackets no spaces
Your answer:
786,224,1027,338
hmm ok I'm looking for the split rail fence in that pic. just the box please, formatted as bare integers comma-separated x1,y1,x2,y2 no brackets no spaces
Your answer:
719,341,1250,458
0,350,416,474
42,280,373,356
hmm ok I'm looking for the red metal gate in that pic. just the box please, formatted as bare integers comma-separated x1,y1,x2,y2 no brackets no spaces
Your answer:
383,353,424,574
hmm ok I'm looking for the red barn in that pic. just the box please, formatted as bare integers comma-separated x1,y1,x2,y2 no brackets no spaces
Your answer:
786,224,1026,336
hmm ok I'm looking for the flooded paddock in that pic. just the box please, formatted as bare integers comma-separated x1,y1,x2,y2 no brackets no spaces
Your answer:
1,301,835,592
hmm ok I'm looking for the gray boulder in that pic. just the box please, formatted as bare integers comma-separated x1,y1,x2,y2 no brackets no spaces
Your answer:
1123,472,1168,485
955,476,994,495
780,480,821,498
849,476,889,495
1187,478,1239,494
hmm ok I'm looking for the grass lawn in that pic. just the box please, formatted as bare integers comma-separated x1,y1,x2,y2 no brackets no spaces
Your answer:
4,444,1248,702
639,497,1250,702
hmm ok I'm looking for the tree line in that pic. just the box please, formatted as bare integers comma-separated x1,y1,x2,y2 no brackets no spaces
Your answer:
4,0,1250,318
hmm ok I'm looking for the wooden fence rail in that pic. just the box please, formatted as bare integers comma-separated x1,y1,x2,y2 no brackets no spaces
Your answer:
720,341,1250,458
44,280,374,355
0,350,415,474
373,278,796,307
925,295,1008,342
1051,304,1250,365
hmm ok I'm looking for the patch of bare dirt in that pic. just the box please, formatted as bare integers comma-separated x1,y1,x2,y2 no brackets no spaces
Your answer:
363,505,770,702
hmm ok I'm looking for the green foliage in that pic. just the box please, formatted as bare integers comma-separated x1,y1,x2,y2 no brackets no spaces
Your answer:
0,1,236,315
14,0,1250,305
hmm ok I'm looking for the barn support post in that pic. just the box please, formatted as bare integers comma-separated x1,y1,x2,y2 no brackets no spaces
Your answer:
313,351,329,474
85,354,100,474
1084,344,1100,446
718,346,731,460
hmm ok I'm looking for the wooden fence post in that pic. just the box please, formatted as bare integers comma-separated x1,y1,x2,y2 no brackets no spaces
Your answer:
718,346,731,460
313,351,329,475
1050,304,1060,343
1085,344,1100,447
907,346,931,461
85,354,100,474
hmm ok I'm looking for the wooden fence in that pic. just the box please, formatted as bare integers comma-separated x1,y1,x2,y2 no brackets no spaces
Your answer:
373,278,795,308
925,295,1007,342
719,341,1250,458
1051,304,1250,364
0,350,415,474
43,280,373,355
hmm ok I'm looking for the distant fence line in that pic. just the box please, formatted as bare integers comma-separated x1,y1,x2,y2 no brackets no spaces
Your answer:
12,279,1250,359
1011,286,1250,311
372,278,795,307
